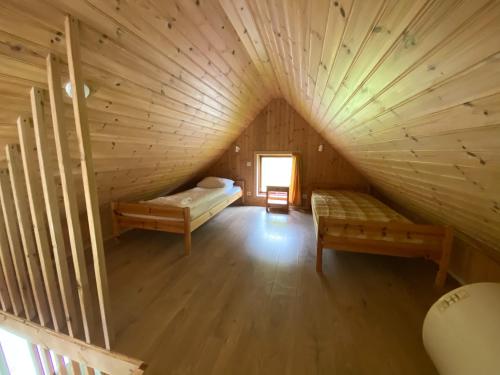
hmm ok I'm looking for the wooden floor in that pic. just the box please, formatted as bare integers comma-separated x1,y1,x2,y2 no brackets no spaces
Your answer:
107,206,457,375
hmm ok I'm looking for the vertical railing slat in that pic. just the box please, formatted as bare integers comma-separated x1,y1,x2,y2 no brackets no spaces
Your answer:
0,170,36,320
17,114,65,332
0,210,21,315
29,344,45,375
57,354,69,375
0,253,12,312
6,144,51,326
16,112,71,375
43,55,94,342
65,15,113,349
39,346,55,375
27,89,83,340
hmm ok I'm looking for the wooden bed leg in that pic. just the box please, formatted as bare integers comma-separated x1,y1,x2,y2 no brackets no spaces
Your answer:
183,207,191,256
316,239,323,273
184,231,191,256
110,202,120,241
435,226,453,288
316,217,325,273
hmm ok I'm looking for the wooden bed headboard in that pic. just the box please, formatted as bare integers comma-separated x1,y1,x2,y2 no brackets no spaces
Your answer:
309,183,371,194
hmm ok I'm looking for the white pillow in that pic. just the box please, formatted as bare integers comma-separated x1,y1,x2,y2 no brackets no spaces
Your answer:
197,177,234,189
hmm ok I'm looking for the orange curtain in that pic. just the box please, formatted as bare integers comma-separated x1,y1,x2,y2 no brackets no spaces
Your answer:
289,153,302,206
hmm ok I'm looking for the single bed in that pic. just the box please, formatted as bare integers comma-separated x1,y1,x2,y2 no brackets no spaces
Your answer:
111,178,244,255
312,189,453,288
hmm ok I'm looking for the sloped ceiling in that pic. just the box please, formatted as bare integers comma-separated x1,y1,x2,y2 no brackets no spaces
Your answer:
220,0,500,254
0,1,499,254
0,0,278,208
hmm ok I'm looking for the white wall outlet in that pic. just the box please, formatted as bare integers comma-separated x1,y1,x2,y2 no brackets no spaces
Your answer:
246,161,252,167
246,191,252,196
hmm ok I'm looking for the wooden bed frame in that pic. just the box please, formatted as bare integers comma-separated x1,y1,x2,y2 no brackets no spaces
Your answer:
111,180,245,255
311,186,453,288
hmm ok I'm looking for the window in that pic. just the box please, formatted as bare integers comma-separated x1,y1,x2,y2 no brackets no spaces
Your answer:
256,153,293,195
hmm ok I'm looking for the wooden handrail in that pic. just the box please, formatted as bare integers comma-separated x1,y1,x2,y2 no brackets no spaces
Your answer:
0,311,146,374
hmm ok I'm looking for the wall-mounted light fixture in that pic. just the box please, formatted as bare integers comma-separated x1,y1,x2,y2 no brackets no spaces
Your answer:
235,145,240,153
64,81,91,99
318,144,324,152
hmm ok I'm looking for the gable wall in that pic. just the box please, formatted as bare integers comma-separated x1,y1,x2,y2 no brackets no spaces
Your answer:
207,98,368,206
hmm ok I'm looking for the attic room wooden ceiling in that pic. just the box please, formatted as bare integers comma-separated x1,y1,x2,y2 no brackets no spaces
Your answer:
0,0,499,256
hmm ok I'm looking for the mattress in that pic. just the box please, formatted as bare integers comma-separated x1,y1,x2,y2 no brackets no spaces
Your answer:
311,190,412,240
126,186,241,221
311,190,409,223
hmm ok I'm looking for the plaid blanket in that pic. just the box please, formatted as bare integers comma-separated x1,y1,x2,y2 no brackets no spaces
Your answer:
311,190,410,225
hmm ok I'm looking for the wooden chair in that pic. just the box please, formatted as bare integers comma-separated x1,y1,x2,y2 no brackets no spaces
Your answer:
265,186,290,213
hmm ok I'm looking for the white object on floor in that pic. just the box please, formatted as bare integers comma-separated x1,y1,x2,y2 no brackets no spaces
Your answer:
422,282,500,375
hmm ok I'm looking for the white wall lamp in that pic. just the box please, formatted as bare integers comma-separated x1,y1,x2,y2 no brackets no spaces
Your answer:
318,144,324,152
64,81,91,98
235,145,240,153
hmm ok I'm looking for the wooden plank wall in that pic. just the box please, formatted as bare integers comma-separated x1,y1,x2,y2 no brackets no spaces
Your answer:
206,99,368,206
221,0,500,283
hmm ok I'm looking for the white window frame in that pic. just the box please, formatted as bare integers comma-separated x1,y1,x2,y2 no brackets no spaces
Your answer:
254,151,293,197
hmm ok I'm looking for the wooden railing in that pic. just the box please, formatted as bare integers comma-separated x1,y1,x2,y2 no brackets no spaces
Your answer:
0,311,145,374
0,15,145,373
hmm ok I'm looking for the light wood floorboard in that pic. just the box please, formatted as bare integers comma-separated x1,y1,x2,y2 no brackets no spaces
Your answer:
107,206,457,375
